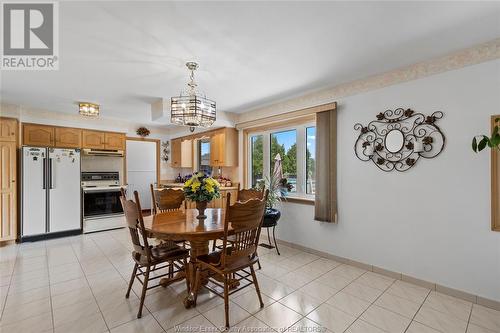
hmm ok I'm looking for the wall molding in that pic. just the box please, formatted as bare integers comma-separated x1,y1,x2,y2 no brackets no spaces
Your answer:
261,235,500,312
238,38,500,123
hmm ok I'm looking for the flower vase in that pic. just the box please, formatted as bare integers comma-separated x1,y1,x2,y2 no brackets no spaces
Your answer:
196,201,208,220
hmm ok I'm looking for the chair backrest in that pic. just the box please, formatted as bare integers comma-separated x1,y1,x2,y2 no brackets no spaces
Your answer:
221,190,269,268
120,189,152,262
237,183,265,203
150,184,185,214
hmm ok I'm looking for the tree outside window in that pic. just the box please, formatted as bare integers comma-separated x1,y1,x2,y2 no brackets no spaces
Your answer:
306,127,316,194
251,135,263,187
270,130,297,193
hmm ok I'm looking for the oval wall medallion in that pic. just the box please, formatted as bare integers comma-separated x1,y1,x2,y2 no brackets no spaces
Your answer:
354,108,445,172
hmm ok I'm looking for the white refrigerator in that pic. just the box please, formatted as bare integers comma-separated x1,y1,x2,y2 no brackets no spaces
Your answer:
126,140,157,209
22,147,81,240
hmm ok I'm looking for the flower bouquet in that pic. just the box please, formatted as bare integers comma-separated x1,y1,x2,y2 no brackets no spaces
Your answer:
183,172,220,219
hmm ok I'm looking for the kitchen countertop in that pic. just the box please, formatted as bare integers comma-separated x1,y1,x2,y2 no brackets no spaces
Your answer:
158,181,239,190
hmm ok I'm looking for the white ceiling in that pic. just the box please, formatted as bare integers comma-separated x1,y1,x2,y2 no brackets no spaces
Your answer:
1,1,499,125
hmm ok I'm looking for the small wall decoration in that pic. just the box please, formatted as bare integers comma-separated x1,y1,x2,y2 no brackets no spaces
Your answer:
354,108,445,172
136,127,150,137
161,141,170,162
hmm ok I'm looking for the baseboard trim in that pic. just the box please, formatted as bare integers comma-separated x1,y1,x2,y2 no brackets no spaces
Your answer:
267,236,500,312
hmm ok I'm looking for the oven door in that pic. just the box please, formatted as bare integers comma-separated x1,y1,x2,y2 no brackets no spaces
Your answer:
83,188,124,219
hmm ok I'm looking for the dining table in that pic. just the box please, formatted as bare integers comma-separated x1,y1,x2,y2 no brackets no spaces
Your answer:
143,207,232,308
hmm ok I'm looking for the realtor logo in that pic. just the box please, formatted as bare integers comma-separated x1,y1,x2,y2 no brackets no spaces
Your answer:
1,2,59,70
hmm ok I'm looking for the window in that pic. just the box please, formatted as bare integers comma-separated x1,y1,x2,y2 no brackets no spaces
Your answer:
271,130,297,193
306,127,316,194
250,135,263,188
247,123,315,197
198,139,212,175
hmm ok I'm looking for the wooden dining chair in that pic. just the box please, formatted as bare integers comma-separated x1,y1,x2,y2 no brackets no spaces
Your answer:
150,184,186,214
150,184,189,249
193,190,269,329
120,188,190,318
211,185,266,251
236,183,266,202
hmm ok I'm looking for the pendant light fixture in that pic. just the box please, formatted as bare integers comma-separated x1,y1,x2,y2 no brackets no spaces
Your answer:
171,62,216,132
79,102,100,117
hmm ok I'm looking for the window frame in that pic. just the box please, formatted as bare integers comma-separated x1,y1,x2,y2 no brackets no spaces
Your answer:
197,138,212,175
247,121,315,199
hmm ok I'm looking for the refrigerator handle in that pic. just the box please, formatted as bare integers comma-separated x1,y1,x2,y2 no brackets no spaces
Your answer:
42,157,47,189
49,158,54,189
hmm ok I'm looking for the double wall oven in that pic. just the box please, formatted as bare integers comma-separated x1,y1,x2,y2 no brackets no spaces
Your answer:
82,172,126,233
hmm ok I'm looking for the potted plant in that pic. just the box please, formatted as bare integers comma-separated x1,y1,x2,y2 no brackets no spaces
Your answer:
256,174,288,229
183,172,220,220
472,118,500,152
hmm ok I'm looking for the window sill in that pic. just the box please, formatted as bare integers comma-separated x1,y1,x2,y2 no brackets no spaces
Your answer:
282,196,315,205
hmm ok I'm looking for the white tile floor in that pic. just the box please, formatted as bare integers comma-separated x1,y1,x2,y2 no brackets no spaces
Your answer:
1,228,499,333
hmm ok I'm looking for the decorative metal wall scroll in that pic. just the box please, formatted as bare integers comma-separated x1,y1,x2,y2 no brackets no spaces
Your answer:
354,108,445,172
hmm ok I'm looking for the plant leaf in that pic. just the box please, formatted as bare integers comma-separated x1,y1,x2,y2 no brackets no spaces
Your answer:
472,137,478,152
478,137,488,151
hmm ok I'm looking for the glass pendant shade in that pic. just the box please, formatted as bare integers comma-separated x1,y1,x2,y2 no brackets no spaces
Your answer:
171,62,216,131
171,95,216,128
79,102,99,117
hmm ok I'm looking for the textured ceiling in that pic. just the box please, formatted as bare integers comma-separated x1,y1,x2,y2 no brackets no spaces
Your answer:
1,1,499,125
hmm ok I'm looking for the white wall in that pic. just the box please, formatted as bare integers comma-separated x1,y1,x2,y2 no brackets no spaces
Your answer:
260,60,500,302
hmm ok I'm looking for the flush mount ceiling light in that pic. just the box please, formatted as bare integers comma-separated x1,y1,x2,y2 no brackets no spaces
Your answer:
171,62,216,132
79,102,100,117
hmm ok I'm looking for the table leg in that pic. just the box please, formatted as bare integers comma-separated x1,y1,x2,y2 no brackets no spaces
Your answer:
184,239,210,308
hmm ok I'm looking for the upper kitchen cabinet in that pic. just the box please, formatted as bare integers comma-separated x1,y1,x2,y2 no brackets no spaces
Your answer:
210,128,238,167
181,139,193,168
82,130,125,150
0,118,18,142
171,138,182,167
55,127,82,148
105,132,125,150
23,123,55,147
82,130,105,149
170,138,192,168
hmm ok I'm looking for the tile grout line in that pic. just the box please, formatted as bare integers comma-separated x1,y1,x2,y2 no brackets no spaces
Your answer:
0,244,19,322
71,237,111,332
45,241,57,333
105,231,168,332
464,302,473,333
402,289,431,333
340,274,398,333
272,256,363,332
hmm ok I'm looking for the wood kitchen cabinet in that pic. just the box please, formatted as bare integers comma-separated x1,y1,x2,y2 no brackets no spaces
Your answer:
0,117,17,242
23,123,55,147
170,139,193,168
82,130,125,150
82,130,105,149
0,118,18,142
180,139,193,168
210,128,238,167
171,138,182,167
55,127,82,148
105,132,125,150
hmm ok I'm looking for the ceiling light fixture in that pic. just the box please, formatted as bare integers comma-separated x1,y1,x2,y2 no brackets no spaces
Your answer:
79,102,100,117
171,62,216,132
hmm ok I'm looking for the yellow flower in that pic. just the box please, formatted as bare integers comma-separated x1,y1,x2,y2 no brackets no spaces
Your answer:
191,181,201,192
184,178,193,187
